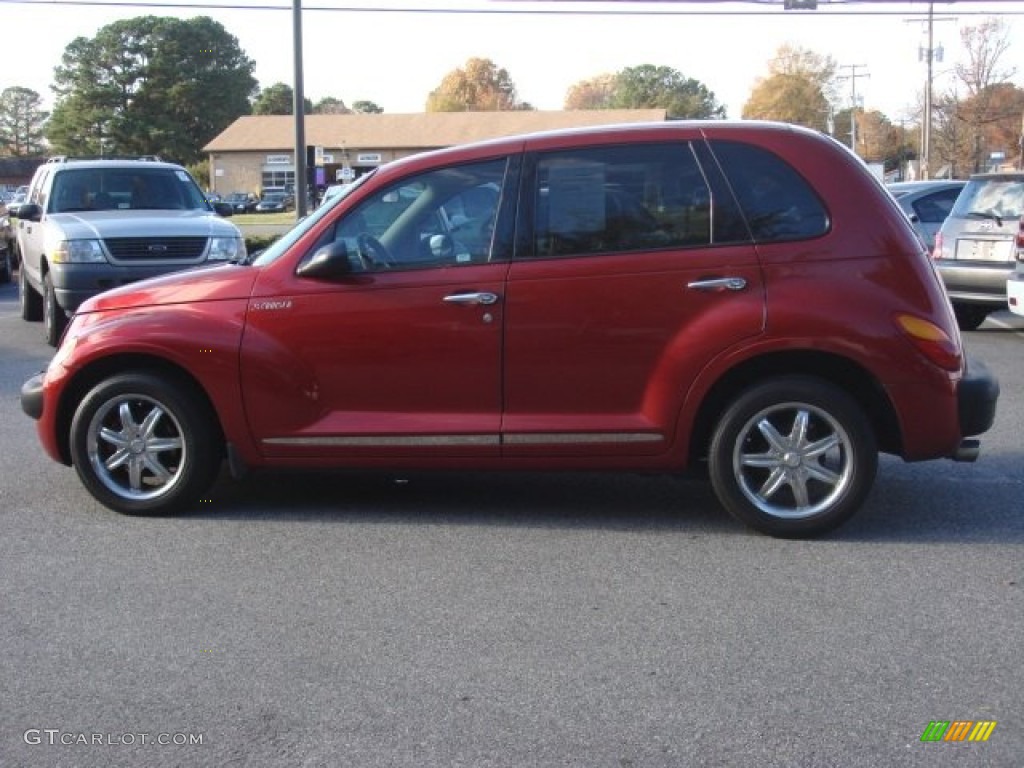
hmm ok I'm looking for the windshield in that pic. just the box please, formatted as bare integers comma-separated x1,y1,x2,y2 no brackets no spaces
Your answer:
951,177,1024,220
49,167,210,213
250,172,375,267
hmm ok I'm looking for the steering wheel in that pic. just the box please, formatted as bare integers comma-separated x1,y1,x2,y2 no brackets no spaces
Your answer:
357,234,395,269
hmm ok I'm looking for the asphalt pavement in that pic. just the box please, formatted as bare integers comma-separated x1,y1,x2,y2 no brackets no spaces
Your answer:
1,277,1021,767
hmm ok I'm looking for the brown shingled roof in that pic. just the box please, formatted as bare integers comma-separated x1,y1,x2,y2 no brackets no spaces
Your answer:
203,109,669,152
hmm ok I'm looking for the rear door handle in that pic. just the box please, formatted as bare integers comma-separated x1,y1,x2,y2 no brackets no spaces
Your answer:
686,277,747,292
443,291,499,306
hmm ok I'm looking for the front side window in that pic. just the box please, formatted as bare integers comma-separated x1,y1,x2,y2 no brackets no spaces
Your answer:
531,143,713,258
309,157,510,271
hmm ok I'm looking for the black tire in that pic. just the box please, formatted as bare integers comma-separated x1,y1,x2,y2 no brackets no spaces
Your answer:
19,260,42,321
0,249,10,284
69,372,223,515
708,377,878,538
43,272,68,346
952,303,989,332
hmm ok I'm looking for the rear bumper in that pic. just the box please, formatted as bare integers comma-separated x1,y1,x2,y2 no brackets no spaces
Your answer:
1008,269,1024,316
959,356,999,437
21,372,44,421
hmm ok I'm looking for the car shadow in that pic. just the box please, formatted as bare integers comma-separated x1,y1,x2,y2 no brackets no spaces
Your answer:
182,459,1023,544
194,467,735,535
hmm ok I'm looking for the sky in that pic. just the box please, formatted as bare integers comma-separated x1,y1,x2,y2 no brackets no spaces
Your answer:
2,0,1022,126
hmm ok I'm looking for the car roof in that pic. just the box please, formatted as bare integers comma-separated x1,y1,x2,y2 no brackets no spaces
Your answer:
378,119,828,179
40,158,185,172
966,172,1024,181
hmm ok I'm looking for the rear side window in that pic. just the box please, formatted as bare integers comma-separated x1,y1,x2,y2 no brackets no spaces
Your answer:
529,143,716,258
711,140,829,243
912,189,960,224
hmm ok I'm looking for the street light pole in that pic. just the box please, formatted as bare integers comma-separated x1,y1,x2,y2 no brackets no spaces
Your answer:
292,0,308,218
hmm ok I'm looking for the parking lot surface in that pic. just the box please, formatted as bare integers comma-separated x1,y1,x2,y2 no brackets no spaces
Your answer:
1,278,1021,767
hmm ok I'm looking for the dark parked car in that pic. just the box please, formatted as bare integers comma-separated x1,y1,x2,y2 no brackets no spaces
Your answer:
224,192,258,213
21,122,999,537
255,191,293,213
932,172,1024,330
887,179,965,251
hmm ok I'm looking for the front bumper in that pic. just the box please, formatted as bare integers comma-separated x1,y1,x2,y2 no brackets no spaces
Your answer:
959,356,999,437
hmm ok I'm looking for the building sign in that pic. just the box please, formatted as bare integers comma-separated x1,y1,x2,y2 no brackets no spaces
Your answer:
266,154,292,165
357,153,382,164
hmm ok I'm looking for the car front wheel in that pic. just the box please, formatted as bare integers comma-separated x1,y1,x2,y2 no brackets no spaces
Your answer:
708,377,878,538
69,372,222,515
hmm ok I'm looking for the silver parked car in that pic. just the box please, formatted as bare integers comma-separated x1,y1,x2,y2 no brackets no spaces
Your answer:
887,179,965,251
932,172,1024,330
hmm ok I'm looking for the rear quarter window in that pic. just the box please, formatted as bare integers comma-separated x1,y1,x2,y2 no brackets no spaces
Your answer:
711,140,829,243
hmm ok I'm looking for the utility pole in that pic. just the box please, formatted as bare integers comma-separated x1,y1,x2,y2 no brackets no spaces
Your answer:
837,64,869,154
906,2,954,179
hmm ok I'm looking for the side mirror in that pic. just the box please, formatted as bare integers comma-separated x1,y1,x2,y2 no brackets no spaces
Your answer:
5,204,19,218
17,203,42,222
213,202,234,217
296,239,354,279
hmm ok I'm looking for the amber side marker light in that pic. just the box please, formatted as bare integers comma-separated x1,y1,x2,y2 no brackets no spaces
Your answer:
895,314,962,372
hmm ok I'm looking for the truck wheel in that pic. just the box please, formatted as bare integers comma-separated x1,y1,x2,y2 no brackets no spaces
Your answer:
708,377,877,538
19,261,42,321
43,273,68,346
69,372,223,515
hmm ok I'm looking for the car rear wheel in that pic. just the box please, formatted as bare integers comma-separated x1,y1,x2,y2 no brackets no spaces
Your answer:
708,377,877,538
43,273,68,346
0,249,10,284
19,261,42,321
69,372,222,515
952,303,990,332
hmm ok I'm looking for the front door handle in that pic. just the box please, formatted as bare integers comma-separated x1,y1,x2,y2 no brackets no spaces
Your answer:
443,291,499,306
686,277,747,292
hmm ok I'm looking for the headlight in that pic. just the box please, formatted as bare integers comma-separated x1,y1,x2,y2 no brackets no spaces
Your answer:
207,236,245,262
51,239,107,264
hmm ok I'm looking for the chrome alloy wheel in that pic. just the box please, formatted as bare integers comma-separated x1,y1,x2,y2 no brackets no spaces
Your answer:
732,402,854,520
85,394,187,501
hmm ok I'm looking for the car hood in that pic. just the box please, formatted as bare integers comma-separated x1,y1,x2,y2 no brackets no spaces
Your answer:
78,263,259,314
46,210,240,239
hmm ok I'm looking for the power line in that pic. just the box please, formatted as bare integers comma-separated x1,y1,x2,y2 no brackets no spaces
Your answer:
0,0,1021,14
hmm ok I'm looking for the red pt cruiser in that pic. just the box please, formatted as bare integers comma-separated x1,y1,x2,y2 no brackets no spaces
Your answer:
22,122,999,537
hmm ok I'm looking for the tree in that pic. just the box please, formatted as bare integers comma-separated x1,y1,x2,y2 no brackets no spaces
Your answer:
352,100,383,114
742,45,837,132
564,67,724,118
47,16,257,164
426,58,532,112
929,17,1021,176
253,82,311,115
0,87,49,156
313,96,350,115
564,74,617,110
612,65,725,118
